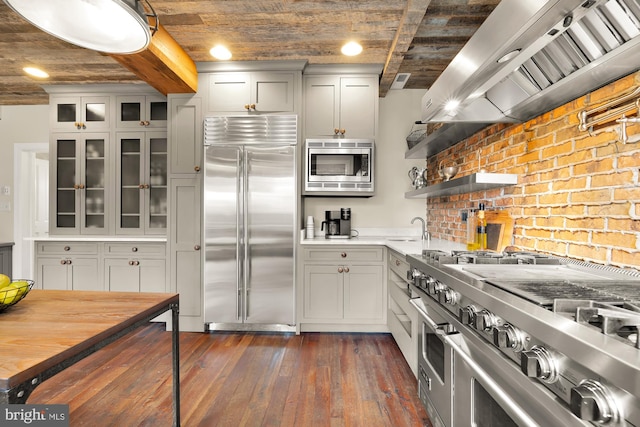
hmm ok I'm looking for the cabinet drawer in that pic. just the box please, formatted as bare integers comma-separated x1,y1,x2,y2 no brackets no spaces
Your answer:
303,247,383,262
388,250,410,282
104,243,166,256
37,242,99,255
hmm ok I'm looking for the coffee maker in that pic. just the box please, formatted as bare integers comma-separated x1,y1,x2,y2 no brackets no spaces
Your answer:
321,208,351,239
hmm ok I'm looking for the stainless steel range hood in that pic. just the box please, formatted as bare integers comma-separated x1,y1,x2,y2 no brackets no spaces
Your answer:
421,0,640,125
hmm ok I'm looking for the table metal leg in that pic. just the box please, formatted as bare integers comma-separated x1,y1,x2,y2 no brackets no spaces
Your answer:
171,302,180,427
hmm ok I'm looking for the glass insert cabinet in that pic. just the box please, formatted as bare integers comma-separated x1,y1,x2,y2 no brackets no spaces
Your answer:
50,96,111,131
51,133,110,234
116,132,168,235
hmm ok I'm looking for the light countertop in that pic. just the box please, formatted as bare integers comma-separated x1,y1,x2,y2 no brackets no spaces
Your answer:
28,236,167,243
300,234,465,257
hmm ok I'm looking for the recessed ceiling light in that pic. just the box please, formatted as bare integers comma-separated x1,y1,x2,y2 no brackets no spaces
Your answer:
341,41,362,56
23,67,49,78
210,45,232,60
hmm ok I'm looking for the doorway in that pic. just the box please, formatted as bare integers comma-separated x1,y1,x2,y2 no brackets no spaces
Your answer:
13,143,49,279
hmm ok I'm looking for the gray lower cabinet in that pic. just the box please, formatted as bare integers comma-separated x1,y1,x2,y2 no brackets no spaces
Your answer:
387,249,418,377
103,243,167,292
0,243,13,278
300,246,386,331
34,241,166,292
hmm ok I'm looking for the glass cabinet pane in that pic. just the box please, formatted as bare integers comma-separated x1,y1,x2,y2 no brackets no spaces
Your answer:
56,139,77,228
121,102,142,122
148,136,167,229
57,104,76,122
84,138,105,229
120,138,142,229
85,102,106,122
149,101,167,121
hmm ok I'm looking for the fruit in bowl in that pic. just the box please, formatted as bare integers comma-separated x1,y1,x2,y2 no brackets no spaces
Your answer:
0,274,34,311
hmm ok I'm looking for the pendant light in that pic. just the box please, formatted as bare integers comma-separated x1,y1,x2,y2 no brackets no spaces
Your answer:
3,0,158,54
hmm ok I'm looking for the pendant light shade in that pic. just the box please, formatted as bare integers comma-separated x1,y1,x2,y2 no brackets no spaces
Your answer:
3,0,158,54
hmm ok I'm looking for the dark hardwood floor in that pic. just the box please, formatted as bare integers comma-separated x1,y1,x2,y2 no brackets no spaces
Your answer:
28,323,432,426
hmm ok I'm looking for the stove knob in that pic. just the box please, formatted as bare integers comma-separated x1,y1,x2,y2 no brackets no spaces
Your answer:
570,379,619,424
427,279,444,296
474,309,496,332
438,288,459,305
492,324,525,352
459,305,477,326
520,345,559,383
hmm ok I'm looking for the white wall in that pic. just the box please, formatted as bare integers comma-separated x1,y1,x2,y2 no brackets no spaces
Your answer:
303,89,428,234
0,105,49,243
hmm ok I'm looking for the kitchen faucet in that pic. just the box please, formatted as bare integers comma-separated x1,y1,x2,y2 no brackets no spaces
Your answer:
411,217,430,241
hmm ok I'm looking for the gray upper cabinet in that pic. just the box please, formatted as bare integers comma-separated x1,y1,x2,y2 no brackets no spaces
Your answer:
115,131,168,235
168,94,202,175
50,96,111,132
49,133,111,235
116,95,168,129
303,75,378,139
206,71,296,113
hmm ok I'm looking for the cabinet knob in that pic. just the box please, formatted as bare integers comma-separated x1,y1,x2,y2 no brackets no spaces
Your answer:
73,184,80,189
344,266,350,273
395,260,401,266
139,120,150,126
134,260,140,266
250,104,256,110
75,122,86,130
341,252,347,258
244,104,250,110
67,259,72,265
334,128,340,135
338,267,344,273
64,246,71,251
129,260,134,266
132,247,138,252
194,245,201,250
139,184,145,189
194,166,201,172
340,129,346,135
60,259,67,265
78,184,85,189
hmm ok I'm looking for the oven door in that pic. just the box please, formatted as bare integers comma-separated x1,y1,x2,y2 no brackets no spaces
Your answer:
410,297,456,427
446,332,589,427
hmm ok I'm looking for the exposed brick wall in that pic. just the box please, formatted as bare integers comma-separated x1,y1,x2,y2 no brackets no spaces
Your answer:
426,71,640,270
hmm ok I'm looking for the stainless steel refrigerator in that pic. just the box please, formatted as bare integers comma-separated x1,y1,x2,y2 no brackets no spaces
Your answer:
203,115,297,331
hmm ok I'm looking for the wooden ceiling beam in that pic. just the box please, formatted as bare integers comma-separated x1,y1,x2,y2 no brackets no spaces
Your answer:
109,23,198,95
379,0,431,97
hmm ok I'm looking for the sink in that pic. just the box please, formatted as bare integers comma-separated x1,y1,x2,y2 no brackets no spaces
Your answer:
387,238,420,242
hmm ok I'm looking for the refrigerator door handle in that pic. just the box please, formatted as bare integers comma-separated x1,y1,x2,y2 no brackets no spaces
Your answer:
243,150,251,320
236,151,243,321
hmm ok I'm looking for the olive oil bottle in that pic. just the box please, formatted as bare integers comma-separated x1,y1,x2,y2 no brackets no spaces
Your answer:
476,203,487,250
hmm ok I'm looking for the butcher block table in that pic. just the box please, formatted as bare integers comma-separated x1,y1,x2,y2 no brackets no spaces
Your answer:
0,290,180,426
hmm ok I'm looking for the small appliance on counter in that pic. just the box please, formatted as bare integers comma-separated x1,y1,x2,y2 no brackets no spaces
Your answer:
321,208,351,239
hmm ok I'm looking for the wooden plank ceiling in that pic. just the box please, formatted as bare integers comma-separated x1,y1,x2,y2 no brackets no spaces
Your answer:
0,0,499,105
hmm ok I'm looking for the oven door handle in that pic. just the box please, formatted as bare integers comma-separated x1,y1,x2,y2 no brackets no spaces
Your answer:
409,298,449,336
442,334,541,427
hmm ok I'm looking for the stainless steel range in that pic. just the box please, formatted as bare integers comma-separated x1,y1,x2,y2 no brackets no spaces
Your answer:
407,249,640,427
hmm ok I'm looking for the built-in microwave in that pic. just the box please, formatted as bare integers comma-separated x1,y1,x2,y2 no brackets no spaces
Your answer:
304,138,374,196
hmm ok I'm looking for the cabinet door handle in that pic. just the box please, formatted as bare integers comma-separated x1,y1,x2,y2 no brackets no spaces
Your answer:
194,245,201,250
341,252,347,258
64,246,71,251
194,166,201,172
338,267,344,273
344,266,350,273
